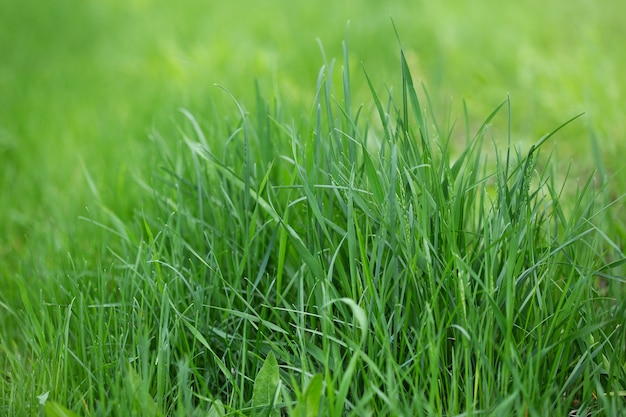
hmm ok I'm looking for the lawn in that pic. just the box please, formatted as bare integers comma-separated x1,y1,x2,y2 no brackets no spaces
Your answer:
1,0,625,415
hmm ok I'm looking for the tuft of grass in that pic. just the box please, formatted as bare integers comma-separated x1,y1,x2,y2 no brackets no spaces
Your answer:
2,42,625,417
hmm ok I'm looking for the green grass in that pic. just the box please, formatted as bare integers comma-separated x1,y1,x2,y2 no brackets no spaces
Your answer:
1,1,626,416
1,0,625,273
3,40,626,416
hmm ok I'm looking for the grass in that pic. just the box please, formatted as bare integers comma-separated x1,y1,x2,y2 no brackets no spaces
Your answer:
1,1,626,416
3,37,626,415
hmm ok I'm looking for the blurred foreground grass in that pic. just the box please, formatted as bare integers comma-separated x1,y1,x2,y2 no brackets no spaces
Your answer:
1,0,625,287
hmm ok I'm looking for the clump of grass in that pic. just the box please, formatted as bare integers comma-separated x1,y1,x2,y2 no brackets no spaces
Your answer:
2,43,625,416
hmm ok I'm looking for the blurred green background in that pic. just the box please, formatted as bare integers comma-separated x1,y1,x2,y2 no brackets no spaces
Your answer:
1,0,625,281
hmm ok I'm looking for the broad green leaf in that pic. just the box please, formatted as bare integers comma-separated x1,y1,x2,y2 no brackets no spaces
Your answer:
44,402,82,417
37,391,49,405
207,399,226,417
252,351,280,417
126,366,163,417
293,374,323,417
